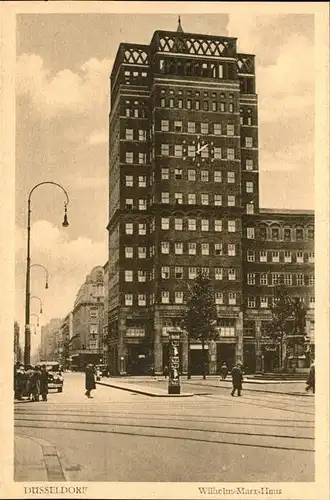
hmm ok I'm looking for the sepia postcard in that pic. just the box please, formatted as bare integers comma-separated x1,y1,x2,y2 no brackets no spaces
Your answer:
0,2,329,500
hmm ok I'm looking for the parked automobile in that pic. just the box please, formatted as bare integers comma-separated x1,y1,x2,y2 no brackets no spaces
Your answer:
37,361,64,392
95,364,107,380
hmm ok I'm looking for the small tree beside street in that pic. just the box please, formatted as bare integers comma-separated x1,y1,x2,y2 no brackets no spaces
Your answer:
184,271,218,379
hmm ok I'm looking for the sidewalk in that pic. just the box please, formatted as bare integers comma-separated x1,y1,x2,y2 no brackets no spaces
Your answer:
96,379,194,397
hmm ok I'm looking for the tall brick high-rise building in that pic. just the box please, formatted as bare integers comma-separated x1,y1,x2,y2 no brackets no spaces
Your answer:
107,20,314,376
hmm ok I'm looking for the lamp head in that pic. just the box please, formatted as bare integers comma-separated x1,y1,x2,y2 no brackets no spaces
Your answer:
40,306,43,314
45,279,49,289
62,204,69,227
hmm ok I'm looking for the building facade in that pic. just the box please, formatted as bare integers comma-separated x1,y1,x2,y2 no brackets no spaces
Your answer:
69,266,105,370
106,22,314,376
39,318,62,362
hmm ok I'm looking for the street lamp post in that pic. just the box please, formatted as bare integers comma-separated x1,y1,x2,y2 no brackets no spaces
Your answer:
24,182,70,366
30,263,50,289
31,296,43,314
30,313,40,328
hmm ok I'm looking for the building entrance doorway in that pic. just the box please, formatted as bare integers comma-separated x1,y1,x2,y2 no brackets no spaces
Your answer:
217,343,236,371
243,343,256,374
126,344,151,375
262,347,278,373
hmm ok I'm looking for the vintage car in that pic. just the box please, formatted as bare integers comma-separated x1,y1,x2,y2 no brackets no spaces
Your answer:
95,364,108,380
37,361,64,392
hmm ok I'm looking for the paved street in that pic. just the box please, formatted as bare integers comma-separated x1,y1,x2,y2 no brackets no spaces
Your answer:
15,372,314,482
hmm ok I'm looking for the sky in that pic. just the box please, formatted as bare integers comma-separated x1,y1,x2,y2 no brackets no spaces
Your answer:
15,12,315,343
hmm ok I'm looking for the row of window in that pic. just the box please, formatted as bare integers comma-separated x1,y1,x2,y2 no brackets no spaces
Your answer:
159,97,236,113
159,121,240,135
124,267,240,282
159,217,238,232
159,164,256,181
124,291,238,306
246,250,314,264
246,273,315,286
123,242,238,258
124,194,240,209
246,226,314,241
247,296,315,309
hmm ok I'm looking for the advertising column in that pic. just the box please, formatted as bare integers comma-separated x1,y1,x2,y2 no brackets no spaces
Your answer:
168,330,181,395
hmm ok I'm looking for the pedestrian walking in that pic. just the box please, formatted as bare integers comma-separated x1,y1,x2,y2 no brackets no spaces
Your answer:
85,363,96,398
305,361,315,394
39,365,49,401
163,365,169,378
231,362,243,397
219,362,229,380
14,363,25,400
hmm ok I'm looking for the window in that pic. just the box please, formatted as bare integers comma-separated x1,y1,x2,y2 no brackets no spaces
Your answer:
188,218,196,231
188,122,195,133
174,121,182,132
138,294,146,306
228,196,235,206
260,273,268,285
138,176,147,187
215,292,224,305
284,251,292,263
175,193,183,204
201,122,208,134
228,269,236,281
175,242,183,254
125,270,133,282
283,228,291,241
228,244,236,256
272,251,279,263
215,243,223,256
125,222,133,235
175,218,183,231
138,199,147,211
161,291,170,304
247,227,255,239
201,146,209,158
214,147,222,159
126,152,133,164
174,145,183,157
248,297,256,308
247,117,252,125
227,148,235,160
309,275,315,286
260,297,268,308
125,175,133,187
227,124,234,136
169,98,174,108
220,102,225,112
175,168,182,180
175,292,184,304
201,267,210,278
203,101,209,111
201,219,209,231
247,273,255,285
229,103,234,113
138,223,147,235
246,159,254,171
125,294,133,306
178,99,183,109
246,182,253,193
284,274,292,286
161,144,169,156
214,194,222,206
138,271,147,283
214,171,222,182
138,129,146,141
188,193,196,204
195,100,200,110
260,250,267,262
125,129,133,140
227,171,235,183
212,101,217,112
188,169,196,181
188,145,196,158
175,267,183,279
228,220,236,233
125,198,133,209
215,220,222,232
161,120,169,132
215,268,223,280
189,267,197,279
272,273,281,285
161,267,170,279
271,227,280,240
247,250,255,262
307,227,314,240
201,170,209,182
188,242,196,255
296,252,304,263
228,293,236,305
187,99,192,109
308,252,314,263
138,247,147,259
161,218,170,230
296,274,304,286
125,247,133,259
161,168,169,180
139,152,147,164
214,123,221,135
296,228,304,240
125,108,130,117
245,137,253,148
161,192,169,204
201,243,209,255
259,226,267,239
246,203,254,214
201,194,209,205
161,242,169,254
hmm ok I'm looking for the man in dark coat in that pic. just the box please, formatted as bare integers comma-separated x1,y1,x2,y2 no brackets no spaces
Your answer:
14,362,24,400
39,365,49,401
85,364,96,398
231,362,243,397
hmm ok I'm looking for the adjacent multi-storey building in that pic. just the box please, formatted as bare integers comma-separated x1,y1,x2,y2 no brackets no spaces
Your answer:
39,318,62,362
107,21,314,376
